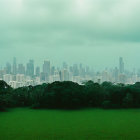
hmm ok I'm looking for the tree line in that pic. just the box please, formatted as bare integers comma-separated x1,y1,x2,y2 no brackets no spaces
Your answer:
1,80,140,111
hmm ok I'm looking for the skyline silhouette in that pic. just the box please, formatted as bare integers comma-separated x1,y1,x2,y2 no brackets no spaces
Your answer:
0,0,140,69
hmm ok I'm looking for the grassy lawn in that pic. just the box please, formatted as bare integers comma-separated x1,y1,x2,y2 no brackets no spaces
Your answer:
0,108,140,140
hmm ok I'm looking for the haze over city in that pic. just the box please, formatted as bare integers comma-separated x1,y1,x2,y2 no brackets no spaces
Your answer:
0,0,140,70
1,1,140,140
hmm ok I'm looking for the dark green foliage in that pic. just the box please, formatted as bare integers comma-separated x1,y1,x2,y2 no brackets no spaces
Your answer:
102,100,112,109
1,80,140,110
0,80,12,95
122,93,133,108
0,81,14,111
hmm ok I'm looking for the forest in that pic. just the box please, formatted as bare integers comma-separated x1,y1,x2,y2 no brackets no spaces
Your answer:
1,80,140,111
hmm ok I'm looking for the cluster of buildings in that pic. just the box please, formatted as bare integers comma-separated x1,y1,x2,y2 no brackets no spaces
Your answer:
0,57,140,88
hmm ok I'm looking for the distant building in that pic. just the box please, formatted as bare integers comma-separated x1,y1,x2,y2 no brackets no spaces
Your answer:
119,74,127,83
35,66,40,77
26,60,34,77
119,57,124,74
18,64,25,74
51,66,55,75
63,62,68,69
16,74,25,82
59,69,69,81
73,64,79,76
3,74,13,84
114,67,119,83
13,57,17,75
43,60,50,82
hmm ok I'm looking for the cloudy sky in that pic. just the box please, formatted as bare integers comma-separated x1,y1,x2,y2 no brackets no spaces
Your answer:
0,0,140,70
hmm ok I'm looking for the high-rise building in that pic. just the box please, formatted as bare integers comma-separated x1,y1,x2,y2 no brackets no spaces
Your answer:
40,72,46,81
35,66,40,77
3,74,13,84
51,66,55,75
119,74,126,83
43,60,50,82
13,57,17,75
16,74,25,82
114,67,119,83
119,57,124,74
6,62,11,74
63,69,69,81
26,60,34,77
0,70,5,79
18,64,25,74
63,62,68,69
59,71,63,81
59,69,69,81
86,66,90,75
73,64,79,76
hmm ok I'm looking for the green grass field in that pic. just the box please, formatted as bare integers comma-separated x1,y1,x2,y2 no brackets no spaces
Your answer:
0,108,140,140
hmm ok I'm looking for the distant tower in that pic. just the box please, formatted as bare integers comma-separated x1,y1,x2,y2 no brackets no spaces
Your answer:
73,64,79,76
119,57,124,73
63,62,68,69
35,66,40,77
6,62,12,74
114,67,119,83
43,60,50,82
26,60,34,77
51,66,55,75
18,64,25,74
13,57,17,75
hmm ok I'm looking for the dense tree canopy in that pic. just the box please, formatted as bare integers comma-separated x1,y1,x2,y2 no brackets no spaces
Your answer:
1,80,140,111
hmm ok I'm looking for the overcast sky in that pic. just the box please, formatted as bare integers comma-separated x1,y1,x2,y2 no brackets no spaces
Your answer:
0,0,140,70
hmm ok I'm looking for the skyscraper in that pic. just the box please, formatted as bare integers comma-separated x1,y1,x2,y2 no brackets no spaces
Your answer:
73,64,79,76
18,64,25,74
35,66,40,77
51,66,55,75
6,62,11,74
13,57,17,75
114,67,119,83
63,62,68,69
26,60,34,77
119,57,124,73
43,60,50,82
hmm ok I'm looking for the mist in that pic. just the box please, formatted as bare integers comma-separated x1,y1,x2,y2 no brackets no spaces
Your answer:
0,0,140,69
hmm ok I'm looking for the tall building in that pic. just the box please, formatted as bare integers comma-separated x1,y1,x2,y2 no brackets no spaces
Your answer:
16,74,25,82
18,64,25,74
6,62,11,74
73,64,79,76
59,71,63,81
0,70,5,79
114,67,119,83
86,66,90,75
13,57,17,75
43,60,50,82
63,69,69,81
51,66,55,75
119,57,124,74
26,60,34,77
63,62,68,69
40,72,46,81
35,66,40,77
3,74,13,84
79,63,84,77
59,69,69,81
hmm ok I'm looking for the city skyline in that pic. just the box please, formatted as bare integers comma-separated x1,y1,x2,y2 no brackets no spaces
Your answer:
0,0,140,70
1,56,140,75
1,57,140,88
0,56,129,72
0,55,139,71
1,1,140,139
